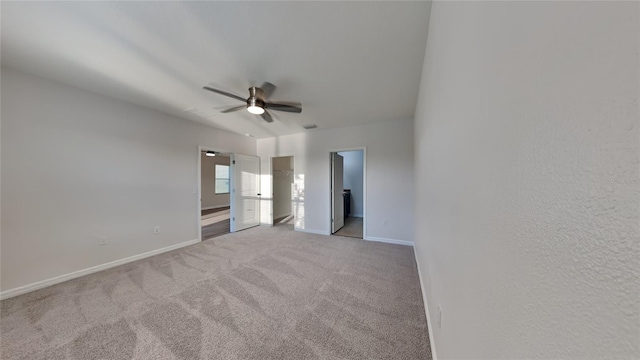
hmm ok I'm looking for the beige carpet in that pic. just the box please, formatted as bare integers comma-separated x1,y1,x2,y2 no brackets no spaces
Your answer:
1,224,432,360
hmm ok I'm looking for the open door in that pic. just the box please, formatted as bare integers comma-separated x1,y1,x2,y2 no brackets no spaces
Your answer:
331,153,344,233
230,154,261,232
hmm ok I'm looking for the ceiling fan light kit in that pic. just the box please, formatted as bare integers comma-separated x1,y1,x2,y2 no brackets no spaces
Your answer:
203,82,302,124
247,106,264,115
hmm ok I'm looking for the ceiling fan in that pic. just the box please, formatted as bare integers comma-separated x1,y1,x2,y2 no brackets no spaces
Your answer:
203,82,302,123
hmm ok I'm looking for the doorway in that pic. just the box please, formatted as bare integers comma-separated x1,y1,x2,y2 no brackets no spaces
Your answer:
272,156,294,226
198,149,261,241
200,150,232,240
330,149,365,239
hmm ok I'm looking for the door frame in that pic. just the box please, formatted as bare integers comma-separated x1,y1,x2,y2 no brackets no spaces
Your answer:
331,152,345,233
270,155,295,226
329,147,367,239
197,145,233,242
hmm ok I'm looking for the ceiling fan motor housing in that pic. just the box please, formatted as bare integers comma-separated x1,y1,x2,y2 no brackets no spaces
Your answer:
247,87,265,108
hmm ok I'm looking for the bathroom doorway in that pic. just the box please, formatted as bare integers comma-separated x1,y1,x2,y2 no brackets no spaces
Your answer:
330,149,365,239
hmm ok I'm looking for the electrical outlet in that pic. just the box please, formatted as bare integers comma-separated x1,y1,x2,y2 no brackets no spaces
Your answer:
98,236,108,246
382,219,388,226
437,306,442,330
154,226,160,234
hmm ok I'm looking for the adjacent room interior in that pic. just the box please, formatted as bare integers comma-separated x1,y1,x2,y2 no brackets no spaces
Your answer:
200,150,231,240
271,156,294,226
1,2,637,360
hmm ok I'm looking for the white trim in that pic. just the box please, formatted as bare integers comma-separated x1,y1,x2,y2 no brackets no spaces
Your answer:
0,239,200,300
413,245,439,360
296,227,331,236
201,205,230,211
364,236,414,246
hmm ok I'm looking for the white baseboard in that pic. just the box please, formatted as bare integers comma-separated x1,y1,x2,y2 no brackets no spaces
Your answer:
293,230,413,246
364,236,414,246
0,238,200,300
413,245,438,360
202,205,230,211
296,228,330,236
350,213,363,218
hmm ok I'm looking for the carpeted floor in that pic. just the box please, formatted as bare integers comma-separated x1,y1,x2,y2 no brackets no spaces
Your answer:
0,224,432,360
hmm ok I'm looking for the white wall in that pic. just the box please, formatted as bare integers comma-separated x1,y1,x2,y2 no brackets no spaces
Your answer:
272,156,293,220
200,153,230,209
257,119,414,244
414,2,639,359
338,150,364,217
1,68,256,293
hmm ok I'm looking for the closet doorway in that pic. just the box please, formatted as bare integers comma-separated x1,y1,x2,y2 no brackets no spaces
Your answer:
272,156,294,226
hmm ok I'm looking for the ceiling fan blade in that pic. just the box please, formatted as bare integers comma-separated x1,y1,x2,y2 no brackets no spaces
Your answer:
218,105,246,113
203,86,246,102
261,110,274,123
261,82,276,99
264,102,302,113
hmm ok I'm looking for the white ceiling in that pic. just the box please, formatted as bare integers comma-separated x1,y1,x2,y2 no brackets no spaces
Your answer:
1,1,431,139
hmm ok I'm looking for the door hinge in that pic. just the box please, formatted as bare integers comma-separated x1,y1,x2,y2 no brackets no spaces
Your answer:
232,217,235,221
232,160,236,164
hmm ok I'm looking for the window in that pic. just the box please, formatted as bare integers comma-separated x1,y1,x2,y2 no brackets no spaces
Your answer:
215,164,230,194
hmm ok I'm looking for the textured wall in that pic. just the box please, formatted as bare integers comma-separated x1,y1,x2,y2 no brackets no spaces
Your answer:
414,2,639,358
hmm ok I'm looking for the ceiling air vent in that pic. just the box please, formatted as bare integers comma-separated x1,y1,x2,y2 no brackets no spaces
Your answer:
302,124,317,130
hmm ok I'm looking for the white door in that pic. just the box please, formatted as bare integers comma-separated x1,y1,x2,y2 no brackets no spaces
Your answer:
231,154,261,232
331,153,344,233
